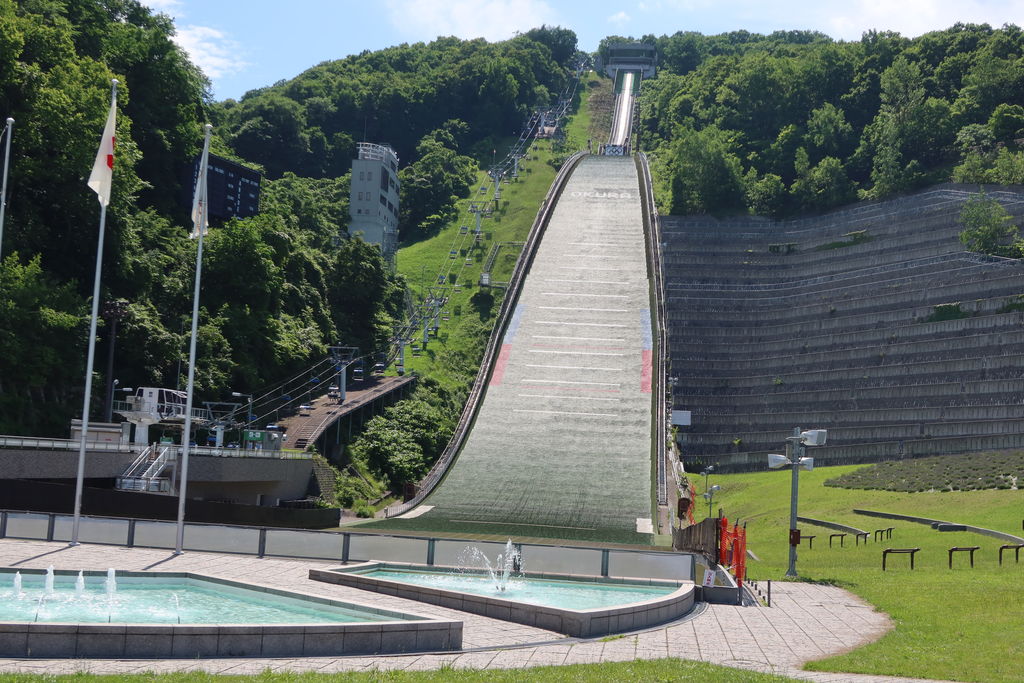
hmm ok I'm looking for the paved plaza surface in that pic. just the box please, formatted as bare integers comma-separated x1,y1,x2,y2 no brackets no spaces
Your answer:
0,539,955,681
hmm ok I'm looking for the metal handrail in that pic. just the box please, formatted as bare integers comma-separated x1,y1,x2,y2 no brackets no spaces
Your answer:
637,152,669,507
120,445,153,478
386,150,589,517
0,435,311,460
139,446,171,479
0,436,135,452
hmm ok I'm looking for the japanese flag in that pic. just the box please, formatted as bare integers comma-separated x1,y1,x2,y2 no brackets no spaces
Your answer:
87,94,117,206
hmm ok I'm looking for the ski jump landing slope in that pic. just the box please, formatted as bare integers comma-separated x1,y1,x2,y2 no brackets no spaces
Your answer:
384,155,657,545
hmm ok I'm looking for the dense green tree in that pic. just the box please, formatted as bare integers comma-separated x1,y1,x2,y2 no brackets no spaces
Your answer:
350,418,426,487
641,23,1024,216
398,125,479,239
989,103,1024,144
959,191,1020,256
791,155,857,210
668,125,745,214
0,254,85,434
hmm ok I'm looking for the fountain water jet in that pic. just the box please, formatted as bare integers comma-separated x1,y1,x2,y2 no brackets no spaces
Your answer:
105,568,116,595
44,566,54,595
75,571,85,596
457,539,521,591
12,572,22,595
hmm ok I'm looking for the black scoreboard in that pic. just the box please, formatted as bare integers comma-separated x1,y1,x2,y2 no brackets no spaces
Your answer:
182,153,261,220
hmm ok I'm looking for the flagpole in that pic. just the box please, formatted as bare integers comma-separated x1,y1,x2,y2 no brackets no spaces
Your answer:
175,123,212,555
0,117,13,261
71,80,118,546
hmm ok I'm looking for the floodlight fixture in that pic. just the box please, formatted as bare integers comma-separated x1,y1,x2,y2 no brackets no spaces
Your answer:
799,429,827,446
774,427,827,578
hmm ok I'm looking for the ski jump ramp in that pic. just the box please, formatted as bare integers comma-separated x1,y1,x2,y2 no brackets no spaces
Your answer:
378,155,659,545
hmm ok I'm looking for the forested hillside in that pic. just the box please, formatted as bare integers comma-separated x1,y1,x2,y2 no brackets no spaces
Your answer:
622,25,1024,215
0,0,576,436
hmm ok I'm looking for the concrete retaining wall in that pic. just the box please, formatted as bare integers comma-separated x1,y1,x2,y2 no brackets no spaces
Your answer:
667,184,1024,468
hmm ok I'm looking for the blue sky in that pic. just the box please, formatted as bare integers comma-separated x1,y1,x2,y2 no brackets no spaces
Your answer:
142,0,1024,101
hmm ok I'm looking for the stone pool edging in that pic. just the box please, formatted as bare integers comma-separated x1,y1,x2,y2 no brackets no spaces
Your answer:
309,562,696,638
0,567,461,658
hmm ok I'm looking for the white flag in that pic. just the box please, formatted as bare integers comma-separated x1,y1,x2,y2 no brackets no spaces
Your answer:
190,126,211,239
87,94,117,206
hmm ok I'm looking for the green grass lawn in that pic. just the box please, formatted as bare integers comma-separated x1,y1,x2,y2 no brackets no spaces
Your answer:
17,658,802,682
699,464,1023,682
394,138,560,394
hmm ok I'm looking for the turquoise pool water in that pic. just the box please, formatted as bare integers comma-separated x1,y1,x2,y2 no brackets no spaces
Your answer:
0,573,400,625
356,568,676,609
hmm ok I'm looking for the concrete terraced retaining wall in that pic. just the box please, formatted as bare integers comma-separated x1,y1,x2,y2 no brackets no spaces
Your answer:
666,184,1024,472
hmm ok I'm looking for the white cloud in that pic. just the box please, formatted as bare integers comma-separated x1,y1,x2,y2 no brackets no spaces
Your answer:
139,0,183,15
821,0,1024,40
384,0,560,42
608,11,631,26
650,0,1023,39
173,25,250,80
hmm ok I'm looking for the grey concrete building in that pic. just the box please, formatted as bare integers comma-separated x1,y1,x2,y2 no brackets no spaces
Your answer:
348,142,400,265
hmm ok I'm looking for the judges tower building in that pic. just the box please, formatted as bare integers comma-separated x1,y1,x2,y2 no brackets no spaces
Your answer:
348,142,400,265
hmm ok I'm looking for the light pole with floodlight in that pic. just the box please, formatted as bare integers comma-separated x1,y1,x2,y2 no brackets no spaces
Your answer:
231,392,253,428
768,427,827,578
703,484,720,519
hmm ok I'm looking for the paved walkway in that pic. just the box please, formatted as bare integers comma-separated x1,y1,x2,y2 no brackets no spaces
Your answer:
0,539,952,681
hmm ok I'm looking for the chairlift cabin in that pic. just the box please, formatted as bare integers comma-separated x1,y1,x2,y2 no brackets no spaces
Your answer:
125,387,189,421
437,274,445,284
449,249,457,259
352,366,364,381
459,225,468,234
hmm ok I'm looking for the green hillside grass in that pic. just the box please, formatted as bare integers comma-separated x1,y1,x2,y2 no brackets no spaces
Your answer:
392,75,599,393
702,464,1023,682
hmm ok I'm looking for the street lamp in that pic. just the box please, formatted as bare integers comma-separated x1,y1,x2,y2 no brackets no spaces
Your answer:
101,299,128,423
703,484,721,519
231,392,253,428
768,428,827,578
701,466,715,518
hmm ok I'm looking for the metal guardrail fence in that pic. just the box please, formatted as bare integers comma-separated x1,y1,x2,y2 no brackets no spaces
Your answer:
637,152,669,508
0,436,311,460
0,509,694,580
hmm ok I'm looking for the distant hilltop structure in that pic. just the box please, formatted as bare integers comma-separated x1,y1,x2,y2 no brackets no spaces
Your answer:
348,142,400,266
599,42,657,78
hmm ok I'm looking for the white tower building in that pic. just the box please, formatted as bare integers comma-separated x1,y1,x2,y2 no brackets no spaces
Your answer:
348,142,400,265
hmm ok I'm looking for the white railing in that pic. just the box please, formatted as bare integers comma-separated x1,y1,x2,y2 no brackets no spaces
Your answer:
0,436,135,452
0,436,311,460
120,445,154,477
140,446,171,479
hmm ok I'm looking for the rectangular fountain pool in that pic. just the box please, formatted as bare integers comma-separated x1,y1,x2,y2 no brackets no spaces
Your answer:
2,573,402,625
0,568,461,658
310,562,695,638
353,567,677,610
